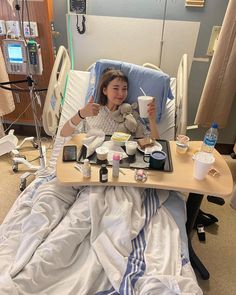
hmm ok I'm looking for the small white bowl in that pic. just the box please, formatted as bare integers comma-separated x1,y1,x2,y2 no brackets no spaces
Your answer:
96,146,109,161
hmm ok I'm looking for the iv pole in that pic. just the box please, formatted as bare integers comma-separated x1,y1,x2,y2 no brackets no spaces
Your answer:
12,75,46,175
158,0,168,68
11,1,46,190
27,76,46,169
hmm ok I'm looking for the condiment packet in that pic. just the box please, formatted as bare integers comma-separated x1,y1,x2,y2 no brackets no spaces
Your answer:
208,167,220,177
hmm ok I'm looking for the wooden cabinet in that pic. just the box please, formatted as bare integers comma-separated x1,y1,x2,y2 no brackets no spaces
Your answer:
0,0,54,126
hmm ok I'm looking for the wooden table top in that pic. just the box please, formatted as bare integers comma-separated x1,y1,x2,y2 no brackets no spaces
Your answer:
56,134,233,197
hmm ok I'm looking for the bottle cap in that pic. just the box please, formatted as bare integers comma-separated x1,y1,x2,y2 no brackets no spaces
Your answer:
101,164,107,168
84,159,89,164
211,123,218,128
113,153,121,161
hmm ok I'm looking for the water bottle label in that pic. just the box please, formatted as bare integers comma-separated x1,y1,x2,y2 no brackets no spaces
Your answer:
204,137,216,147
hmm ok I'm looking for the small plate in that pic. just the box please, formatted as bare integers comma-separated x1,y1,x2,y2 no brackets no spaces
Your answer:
138,141,162,154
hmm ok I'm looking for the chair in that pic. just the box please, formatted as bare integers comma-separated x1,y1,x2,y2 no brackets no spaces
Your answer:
194,195,225,229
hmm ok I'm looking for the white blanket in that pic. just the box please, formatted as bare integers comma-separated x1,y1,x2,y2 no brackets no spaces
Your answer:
0,182,202,294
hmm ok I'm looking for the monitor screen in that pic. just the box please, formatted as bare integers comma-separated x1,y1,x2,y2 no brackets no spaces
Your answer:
7,44,23,63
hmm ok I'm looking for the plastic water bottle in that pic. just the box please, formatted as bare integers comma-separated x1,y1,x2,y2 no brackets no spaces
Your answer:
201,123,218,153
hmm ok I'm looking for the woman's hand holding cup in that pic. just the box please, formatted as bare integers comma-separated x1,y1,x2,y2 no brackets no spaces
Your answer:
138,96,156,121
147,98,156,121
79,96,100,118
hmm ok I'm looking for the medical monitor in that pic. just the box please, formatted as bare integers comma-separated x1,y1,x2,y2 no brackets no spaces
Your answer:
2,39,28,75
8,44,24,63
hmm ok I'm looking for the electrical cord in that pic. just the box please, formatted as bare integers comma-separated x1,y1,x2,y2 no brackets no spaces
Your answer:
0,84,47,92
27,137,54,163
25,0,32,37
0,79,28,85
2,90,41,134
0,80,47,92
76,15,86,34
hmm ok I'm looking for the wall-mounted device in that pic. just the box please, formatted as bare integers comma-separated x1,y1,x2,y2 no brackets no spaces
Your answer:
68,0,87,34
5,20,21,37
27,40,43,75
68,0,87,14
2,39,28,75
185,0,205,7
23,21,39,38
2,39,43,75
207,26,221,56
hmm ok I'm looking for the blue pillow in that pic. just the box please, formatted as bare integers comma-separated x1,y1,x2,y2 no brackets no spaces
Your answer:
85,59,173,123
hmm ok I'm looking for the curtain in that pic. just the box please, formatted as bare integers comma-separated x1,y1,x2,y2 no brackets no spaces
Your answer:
194,0,236,128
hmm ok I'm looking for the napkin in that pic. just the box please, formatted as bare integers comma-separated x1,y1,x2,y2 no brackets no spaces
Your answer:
82,129,105,158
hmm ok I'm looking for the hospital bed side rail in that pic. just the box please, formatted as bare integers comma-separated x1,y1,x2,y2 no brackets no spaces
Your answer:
42,46,71,136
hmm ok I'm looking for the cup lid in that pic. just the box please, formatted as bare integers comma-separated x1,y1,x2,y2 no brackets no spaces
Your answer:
176,142,188,148
194,152,215,163
152,150,167,160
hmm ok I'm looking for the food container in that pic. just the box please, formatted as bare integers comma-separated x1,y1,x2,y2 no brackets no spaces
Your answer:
111,132,130,146
95,146,109,161
176,141,189,154
176,135,190,144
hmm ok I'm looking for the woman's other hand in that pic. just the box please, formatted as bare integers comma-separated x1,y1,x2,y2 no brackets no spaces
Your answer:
147,98,159,139
147,98,156,121
79,96,100,118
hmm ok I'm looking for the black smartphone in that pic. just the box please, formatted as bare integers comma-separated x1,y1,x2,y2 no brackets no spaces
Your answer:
62,145,77,162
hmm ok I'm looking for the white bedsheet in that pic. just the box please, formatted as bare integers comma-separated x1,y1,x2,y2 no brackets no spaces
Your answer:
41,69,189,266
0,68,201,294
0,185,202,294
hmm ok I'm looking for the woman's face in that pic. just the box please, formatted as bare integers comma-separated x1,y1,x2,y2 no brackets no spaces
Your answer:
103,77,128,111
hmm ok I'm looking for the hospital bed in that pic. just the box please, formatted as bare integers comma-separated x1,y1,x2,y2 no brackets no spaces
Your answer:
42,46,188,143
0,47,202,294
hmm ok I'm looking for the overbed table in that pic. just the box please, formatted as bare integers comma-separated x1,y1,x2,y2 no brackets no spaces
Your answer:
56,134,233,279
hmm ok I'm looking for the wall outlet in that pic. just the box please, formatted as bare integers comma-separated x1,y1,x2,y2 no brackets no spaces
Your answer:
23,21,38,38
5,20,21,37
0,20,6,36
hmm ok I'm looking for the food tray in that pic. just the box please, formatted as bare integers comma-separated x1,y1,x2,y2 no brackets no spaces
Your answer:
77,138,173,172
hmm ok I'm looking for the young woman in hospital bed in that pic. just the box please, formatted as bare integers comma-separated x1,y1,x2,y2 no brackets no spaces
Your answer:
0,69,202,294
61,68,159,139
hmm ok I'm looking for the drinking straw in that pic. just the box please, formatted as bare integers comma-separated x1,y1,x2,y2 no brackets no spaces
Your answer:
139,87,147,96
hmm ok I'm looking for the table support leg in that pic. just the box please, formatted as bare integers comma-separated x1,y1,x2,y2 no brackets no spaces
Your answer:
186,193,210,280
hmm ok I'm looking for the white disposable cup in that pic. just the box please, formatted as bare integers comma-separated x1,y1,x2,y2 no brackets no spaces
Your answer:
138,96,153,118
193,152,215,180
125,141,138,156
